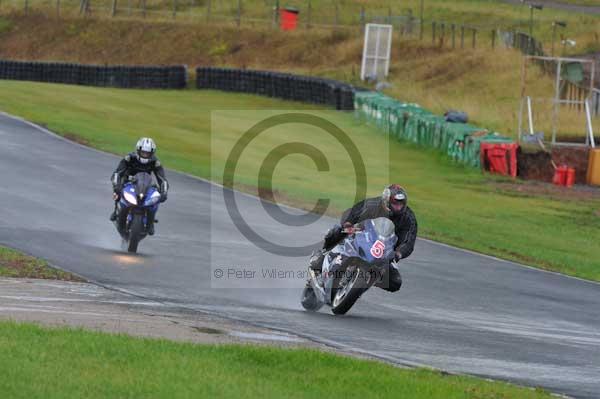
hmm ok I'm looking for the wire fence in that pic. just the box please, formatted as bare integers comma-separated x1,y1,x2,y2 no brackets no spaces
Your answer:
0,0,544,47
0,1,548,54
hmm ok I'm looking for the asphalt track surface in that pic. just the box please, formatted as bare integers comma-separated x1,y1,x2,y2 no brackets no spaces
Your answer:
1,113,599,398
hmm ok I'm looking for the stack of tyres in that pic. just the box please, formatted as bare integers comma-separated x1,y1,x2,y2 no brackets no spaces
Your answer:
0,59,186,89
196,67,209,88
192,66,356,110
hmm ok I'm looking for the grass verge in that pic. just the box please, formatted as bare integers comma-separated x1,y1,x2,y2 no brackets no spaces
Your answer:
0,321,554,399
0,81,599,281
0,245,83,281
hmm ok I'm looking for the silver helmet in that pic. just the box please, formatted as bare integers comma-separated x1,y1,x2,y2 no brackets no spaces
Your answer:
136,137,156,164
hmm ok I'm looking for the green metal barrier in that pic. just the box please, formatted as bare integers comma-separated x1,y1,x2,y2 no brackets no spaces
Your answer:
354,92,514,168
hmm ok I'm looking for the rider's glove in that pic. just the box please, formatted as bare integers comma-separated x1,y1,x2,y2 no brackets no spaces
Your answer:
323,223,342,250
112,191,120,201
160,191,168,203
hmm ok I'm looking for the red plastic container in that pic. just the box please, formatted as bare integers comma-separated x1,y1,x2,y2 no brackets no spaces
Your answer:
553,165,575,187
553,165,568,186
565,167,576,187
280,8,299,31
479,142,518,178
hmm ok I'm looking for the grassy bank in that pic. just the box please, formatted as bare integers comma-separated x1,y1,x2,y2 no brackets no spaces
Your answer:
0,245,83,281
0,80,599,281
0,321,553,398
1,1,598,49
0,13,596,141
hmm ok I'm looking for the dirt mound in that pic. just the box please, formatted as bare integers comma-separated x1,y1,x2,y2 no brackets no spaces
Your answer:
518,145,591,184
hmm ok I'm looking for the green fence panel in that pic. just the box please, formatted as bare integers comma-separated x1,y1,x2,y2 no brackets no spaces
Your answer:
354,91,515,168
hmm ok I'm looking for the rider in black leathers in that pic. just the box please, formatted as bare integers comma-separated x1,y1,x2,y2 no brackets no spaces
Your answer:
310,184,417,292
110,138,168,236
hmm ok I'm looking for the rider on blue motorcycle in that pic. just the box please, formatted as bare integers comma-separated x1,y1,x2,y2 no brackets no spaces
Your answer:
109,137,168,235
310,184,417,292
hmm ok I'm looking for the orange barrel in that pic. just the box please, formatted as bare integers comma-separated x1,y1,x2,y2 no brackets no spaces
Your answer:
280,7,299,31
565,167,575,187
587,149,600,186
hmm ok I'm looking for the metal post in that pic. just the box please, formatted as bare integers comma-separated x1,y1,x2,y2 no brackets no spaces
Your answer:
460,25,465,49
551,23,557,57
552,60,562,144
419,0,424,40
24,0,28,14
335,1,340,26
586,100,595,147
589,59,595,105
451,24,455,49
472,28,476,49
173,0,177,18
360,6,365,26
207,0,211,21
142,0,146,18
518,97,524,142
491,29,496,49
407,9,413,35
527,96,535,136
307,0,311,29
440,22,445,46
273,0,279,27
127,0,131,16
518,56,527,142
56,0,60,17
529,6,534,37
432,21,436,44
237,0,241,27
111,0,117,17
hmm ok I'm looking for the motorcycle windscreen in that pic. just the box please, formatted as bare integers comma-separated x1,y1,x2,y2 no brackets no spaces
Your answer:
354,218,397,263
133,172,153,198
371,217,395,239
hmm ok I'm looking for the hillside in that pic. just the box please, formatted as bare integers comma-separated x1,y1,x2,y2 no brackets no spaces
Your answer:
0,13,594,138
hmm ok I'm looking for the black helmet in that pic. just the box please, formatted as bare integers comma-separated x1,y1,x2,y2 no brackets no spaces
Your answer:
382,184,408,215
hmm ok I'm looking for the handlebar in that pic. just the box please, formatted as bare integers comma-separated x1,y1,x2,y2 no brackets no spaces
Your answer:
342,225,362,234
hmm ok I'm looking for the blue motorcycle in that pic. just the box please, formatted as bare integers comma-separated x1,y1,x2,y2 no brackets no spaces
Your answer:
301,217,398,315
114,172,161,253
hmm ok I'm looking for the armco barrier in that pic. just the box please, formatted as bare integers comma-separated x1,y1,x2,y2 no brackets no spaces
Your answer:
196,67,355,111
354,91,515,169
0,60,187,89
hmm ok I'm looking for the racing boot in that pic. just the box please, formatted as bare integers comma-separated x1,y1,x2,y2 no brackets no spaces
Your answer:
110,202,118,221
375,261,402,293
146,210,156,236
110,195,119,221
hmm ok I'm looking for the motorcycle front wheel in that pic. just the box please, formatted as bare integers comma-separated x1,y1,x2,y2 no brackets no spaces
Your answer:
127,213,144,253
301,281,323,312
331,265,368,315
